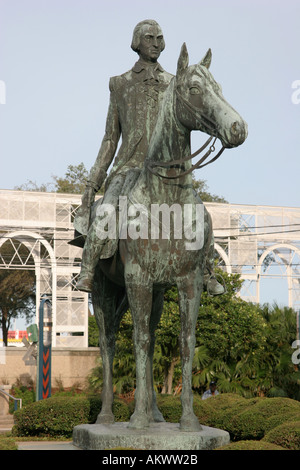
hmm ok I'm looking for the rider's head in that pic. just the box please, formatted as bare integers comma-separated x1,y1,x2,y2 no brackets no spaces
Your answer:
131,20,165,63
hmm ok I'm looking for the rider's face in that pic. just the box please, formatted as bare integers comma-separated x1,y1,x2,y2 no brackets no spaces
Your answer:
138,25,164,63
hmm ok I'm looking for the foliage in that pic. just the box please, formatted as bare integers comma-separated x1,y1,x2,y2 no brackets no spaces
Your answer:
194,394,300,443
14,179,55,192
192,176,228,203
12,395,130,438
155,395,182,422
0,266,35,345
10,392,300,449
217,440,285,450
195,272,268,397
15,162,105,195
263,420,300,450
88,316,99,347
258,304,300,400
13,397,89,437
0,435,18,450
9,385,36,413
14,163,88,194
52,163,88,194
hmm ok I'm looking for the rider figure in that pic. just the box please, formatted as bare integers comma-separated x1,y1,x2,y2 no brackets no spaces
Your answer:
76,20,224,296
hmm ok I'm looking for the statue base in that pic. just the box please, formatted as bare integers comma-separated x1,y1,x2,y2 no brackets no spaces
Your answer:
72,422,230,450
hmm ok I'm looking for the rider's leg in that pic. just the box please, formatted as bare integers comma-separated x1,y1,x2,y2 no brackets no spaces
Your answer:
77,174,126,293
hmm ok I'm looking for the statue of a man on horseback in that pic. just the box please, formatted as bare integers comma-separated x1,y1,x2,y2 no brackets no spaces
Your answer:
70,19,248,432
75,19,224,297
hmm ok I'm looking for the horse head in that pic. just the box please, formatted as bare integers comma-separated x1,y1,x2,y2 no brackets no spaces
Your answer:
175,43,248,149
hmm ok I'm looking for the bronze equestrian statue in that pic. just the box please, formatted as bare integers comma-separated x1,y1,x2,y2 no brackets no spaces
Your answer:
72,20,247,431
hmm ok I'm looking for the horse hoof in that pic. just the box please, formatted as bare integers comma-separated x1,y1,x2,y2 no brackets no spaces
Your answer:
96,413,115,425
128,413,150,430
152,408,165,423
179,415,202,432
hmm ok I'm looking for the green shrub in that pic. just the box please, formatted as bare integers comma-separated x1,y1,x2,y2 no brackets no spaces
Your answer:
12,395,130,438
189,394,300,443
263,421,300,450
11,392,300,446
156,395,182,422
156,393,250,429
217,440,285,450
264,411,300,433
0,436,18,451
9,386,35,413
195,393,254,429
228,397,300,441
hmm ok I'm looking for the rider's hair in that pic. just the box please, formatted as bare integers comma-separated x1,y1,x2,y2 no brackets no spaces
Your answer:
131,20,165,53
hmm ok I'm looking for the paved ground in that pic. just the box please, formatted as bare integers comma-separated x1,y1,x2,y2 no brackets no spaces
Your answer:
17,441,81,450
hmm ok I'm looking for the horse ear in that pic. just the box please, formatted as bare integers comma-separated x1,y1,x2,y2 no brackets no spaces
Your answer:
176,43,189,76
199,48,212,69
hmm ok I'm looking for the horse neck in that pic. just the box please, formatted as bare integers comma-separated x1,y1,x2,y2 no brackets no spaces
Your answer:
145,80,194,200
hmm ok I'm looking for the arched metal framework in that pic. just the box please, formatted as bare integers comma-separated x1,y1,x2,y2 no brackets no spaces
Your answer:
0,190,88,347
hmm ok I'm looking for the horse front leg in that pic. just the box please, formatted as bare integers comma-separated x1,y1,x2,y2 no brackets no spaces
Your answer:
125,274,153,429
92,301,115,423
177,272,203,432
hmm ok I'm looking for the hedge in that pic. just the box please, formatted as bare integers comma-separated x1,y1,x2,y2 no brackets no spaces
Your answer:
11,392,300,449
263,421,300,450
217,440,285,450
0,436,18,451
191,394,300,442
224,397,300,441
12,396,130,438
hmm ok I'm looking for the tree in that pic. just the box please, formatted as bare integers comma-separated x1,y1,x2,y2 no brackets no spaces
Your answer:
53,163,88,194
194,273,268,397
257,303,299,400
0,270,35,345
192,176,228,203
0,241,36,344
15,162,105,195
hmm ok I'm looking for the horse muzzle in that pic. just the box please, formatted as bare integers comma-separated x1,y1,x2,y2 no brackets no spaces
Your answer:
222,119,248,148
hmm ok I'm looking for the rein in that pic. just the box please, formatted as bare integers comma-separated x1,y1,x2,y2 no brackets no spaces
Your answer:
147,88,225,181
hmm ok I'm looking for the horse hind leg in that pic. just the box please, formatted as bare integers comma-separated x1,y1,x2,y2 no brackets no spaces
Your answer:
177,274,203,432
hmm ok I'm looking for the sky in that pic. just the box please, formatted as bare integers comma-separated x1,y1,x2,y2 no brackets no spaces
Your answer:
0,0,300,321
1,0,300,207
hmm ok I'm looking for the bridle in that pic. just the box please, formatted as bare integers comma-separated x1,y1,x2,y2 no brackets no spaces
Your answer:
147,87,225,181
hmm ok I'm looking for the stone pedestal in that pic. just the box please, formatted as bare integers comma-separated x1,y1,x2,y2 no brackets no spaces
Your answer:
73,422,230,450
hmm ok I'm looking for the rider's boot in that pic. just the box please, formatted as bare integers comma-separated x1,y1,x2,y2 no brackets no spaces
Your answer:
76,234,106,293
76,258,98,293
76,265,95,293
203,263,225,296
204,273,225,296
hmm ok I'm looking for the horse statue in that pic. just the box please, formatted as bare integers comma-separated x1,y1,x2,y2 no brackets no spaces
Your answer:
90,43,247,432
